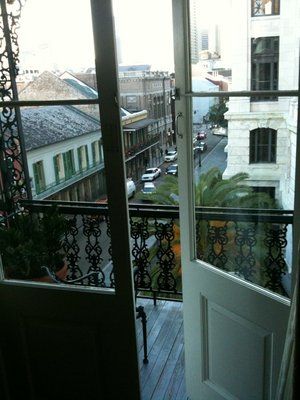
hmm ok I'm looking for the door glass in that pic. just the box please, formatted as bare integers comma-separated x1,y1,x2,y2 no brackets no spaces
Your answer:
0,0,112,288
189,0,299,297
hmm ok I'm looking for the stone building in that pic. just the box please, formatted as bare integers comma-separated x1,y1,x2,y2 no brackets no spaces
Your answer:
74,69,174,149
19,71,163,191
223,0,299,211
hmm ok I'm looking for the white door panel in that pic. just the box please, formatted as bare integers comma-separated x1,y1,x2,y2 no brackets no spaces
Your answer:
183,264,289,399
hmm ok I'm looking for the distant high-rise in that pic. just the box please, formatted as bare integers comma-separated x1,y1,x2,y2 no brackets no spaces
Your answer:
190,0,200,64
200,29,209,51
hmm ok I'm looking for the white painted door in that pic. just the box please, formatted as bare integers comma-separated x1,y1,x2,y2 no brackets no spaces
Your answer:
0,1,140,399
172,0,298,398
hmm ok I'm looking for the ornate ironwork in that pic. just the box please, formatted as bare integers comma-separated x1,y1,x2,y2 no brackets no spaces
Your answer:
106,215,115,288
0,0,30,212
263,223,288,292
130,216,152,291
154,217,177,292
207,221,228,270
18,201,293,298
82,214,105,287
64,215,82,281
234,223,257,280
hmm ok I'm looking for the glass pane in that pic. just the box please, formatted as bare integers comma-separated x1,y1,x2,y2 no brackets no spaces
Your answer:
111,0,183,300
192,95,297,297
190,0,298,92
113,0,175,202
0,0,113,288
252,0,280,16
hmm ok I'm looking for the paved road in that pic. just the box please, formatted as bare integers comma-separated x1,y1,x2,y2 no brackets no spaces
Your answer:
194,136,228,182
130,129,228,203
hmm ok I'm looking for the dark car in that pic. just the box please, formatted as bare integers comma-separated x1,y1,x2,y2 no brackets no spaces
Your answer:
194,142,207,155
165,164,178,176
196,131,207,140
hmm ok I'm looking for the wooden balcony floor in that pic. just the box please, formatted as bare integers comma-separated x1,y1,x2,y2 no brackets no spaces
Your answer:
136,298,186,400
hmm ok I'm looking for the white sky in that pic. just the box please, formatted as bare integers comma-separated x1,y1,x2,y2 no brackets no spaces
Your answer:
18,0,230,73
19,0,175,72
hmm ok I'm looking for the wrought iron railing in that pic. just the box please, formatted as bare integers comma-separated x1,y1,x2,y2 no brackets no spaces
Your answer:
33,162,105,199
0,200,293,300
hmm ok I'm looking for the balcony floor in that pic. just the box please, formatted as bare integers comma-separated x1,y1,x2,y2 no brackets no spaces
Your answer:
136,298,186,400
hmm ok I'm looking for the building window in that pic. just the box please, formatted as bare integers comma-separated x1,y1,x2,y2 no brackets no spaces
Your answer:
63,150,75,179
32,160,46,194
252,0,280,16
77,145,89,171
251,37,279,101
92,140,103,165
252,186,275,199
250,128,277,163
53,154,64,184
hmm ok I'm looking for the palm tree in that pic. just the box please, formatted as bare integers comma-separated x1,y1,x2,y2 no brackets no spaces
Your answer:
142,167,276,208
194,167,276,208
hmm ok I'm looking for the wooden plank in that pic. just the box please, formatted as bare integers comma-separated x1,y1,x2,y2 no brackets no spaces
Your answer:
150,323,184,400
161,344,186,399
135,300,186,399
175,375,187,400
141,303,183,399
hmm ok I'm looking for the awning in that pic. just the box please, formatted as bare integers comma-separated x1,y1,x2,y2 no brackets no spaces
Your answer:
123,118,157,131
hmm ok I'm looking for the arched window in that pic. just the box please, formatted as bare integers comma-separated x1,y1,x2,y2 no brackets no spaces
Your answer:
249,128,277,163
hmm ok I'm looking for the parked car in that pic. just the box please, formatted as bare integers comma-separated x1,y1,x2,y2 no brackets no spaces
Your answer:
141,182,156,195
165,164,178,176
141,167,161,182
164,150,178,162
95,178,136,204
196,131,207,140
127,178,136,198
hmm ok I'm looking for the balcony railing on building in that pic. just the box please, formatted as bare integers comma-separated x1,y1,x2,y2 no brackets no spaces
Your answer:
33,161,105,198
0,200,293,300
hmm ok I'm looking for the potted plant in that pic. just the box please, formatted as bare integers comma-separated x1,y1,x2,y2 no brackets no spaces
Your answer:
0,206,68,282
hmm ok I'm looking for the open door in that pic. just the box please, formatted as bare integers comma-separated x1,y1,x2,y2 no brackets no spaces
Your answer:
0,1,140,399
173,0,298,398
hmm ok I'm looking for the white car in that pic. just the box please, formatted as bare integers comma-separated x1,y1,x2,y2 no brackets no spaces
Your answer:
126,178,136,198
141,167,161,182
164,150,178,162
141,182,156,195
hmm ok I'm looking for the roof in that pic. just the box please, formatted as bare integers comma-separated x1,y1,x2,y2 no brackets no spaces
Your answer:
118,64,151,72
19,106,100,151
60,71,98,99
123,118,156,131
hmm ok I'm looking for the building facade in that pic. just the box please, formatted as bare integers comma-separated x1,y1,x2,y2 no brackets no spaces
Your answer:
223,0,299,211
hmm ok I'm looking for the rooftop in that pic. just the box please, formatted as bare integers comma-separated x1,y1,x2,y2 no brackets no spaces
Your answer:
19,105,100,151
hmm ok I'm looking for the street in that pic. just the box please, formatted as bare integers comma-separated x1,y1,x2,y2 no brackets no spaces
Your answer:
130,126,228,202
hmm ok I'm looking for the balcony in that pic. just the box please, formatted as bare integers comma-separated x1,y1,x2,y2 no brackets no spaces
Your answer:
0,200,292,398
125,134,160,160
33,161,105,199
1,200,292,296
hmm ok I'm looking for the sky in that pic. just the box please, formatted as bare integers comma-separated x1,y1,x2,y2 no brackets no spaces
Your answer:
18,0,231,73
18,0,175,72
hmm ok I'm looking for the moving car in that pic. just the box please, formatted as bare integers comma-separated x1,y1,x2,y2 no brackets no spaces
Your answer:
165,164,178,176
164,150,178,162
141,167,161,182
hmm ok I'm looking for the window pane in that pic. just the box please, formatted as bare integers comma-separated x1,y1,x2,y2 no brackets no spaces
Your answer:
192,96,297,295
